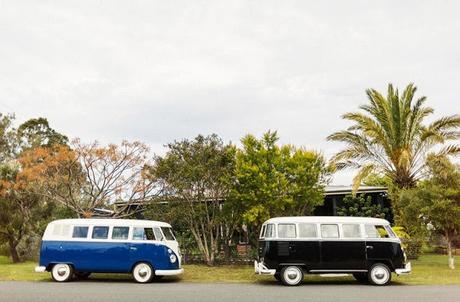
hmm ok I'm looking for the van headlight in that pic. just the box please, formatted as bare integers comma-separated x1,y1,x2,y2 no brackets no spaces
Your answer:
170,254,177,263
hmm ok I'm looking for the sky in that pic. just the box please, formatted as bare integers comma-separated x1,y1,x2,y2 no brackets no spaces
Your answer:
1,0,459,185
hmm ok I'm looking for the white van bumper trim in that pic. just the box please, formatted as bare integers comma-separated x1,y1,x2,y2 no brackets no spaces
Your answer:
35,266,46,273
254,260,276,275
395,262,411,275
155,268,184,276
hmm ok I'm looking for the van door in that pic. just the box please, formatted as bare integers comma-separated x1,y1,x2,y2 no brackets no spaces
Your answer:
364,224,394,265
320,224,366,270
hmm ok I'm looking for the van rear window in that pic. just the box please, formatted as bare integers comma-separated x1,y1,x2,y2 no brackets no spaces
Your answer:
72,226,89,238
265,224,275,238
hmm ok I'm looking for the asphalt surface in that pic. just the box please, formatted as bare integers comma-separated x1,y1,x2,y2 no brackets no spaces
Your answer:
0,280,459,302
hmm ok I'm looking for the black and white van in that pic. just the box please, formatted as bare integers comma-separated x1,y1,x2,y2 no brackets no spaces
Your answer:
254,216,411,286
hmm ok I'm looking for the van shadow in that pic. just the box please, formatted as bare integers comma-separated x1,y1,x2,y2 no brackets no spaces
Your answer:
41,274,182,284
255,279,407,287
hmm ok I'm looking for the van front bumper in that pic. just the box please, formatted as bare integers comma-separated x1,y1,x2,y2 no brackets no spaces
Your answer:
155,268,184,276
254,260,276,275
395,262,411,275
35,266,46,273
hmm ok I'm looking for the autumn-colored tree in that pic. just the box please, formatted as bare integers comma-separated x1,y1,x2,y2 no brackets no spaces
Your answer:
0,114,67,262
20,140,161,218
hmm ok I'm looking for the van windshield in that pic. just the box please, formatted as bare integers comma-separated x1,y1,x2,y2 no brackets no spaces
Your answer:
161,227,176,241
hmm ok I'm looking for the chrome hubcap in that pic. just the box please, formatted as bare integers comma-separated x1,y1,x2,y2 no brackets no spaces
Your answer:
287,271,298,280
57,267,67,276
284,267,302,284
372,266,388,283
138,267,148,278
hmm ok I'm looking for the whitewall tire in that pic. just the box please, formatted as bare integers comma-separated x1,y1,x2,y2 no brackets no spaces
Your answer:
132,262,154,283
51,264,73,282
368,263,391,286
280,266,303,286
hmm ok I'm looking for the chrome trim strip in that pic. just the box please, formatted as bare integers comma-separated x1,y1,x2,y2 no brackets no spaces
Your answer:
310,269,368,273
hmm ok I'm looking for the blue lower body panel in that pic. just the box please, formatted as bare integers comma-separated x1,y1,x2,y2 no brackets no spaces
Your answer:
39,241,180,273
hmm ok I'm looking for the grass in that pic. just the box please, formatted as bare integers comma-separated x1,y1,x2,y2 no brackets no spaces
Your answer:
0,254,459,284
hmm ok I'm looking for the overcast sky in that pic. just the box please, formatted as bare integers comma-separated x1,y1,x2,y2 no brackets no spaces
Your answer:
1,0,459,184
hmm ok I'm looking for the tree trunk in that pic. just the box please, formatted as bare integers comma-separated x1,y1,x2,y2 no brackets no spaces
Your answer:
446,237,455,270
8,239,20,263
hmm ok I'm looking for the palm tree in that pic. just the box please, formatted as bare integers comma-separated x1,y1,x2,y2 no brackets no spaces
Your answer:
328,83,460,190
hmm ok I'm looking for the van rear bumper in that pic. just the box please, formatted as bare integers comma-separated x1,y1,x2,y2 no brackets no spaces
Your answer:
395,262,411,275
254,261,276,275
35,266,46,273
155,268,184,276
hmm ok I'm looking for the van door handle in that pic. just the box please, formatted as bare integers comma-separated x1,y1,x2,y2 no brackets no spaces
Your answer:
366,245,374,250
130,247,137,251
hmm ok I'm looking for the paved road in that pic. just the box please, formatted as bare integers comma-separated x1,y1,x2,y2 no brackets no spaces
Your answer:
1,281,459,302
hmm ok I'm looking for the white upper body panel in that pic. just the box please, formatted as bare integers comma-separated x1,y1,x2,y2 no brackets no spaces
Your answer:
264,216,390,225
42,218,173,241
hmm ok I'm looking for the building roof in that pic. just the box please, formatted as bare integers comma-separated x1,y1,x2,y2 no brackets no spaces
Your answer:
324,185,387,196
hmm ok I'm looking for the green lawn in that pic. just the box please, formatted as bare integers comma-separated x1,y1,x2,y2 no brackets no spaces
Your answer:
1,254,459,284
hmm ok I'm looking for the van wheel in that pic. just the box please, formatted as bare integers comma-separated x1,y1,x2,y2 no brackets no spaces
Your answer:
51,264,73,282
74,272,91,279
280,266,303,286
132,262,154,283
352,273,368,282
368,263,391,286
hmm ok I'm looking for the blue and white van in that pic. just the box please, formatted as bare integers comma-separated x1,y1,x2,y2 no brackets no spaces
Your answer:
35,219,183,283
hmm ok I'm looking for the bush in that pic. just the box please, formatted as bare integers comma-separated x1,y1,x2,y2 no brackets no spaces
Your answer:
402,238,423,259
393,226,423,259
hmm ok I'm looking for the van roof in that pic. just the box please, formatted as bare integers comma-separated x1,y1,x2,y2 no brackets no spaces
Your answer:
48,218,172,228
264,216,390,225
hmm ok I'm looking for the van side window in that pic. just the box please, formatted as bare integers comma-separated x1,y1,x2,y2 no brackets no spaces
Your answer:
278,224,296,238
153,227,164,241
92,226,109,239
365,225,390,238
133,227,156,240
260,225,266,238
161,227,176,240
112,227,129,240
342,224,361,238
321,224,339,238
298,223,317,238
265,224,275,238
72,226,89,238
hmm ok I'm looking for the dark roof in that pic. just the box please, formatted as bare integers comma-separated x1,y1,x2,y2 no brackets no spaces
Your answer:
324,185,387,196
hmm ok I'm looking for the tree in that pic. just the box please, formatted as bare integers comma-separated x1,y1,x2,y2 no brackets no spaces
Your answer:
0,114,67,262
20,140,159,218
230,131,330,244
328,83,460,191
399,155,460,269
337,194,388,218
148,134,235,266
17,117,68,149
